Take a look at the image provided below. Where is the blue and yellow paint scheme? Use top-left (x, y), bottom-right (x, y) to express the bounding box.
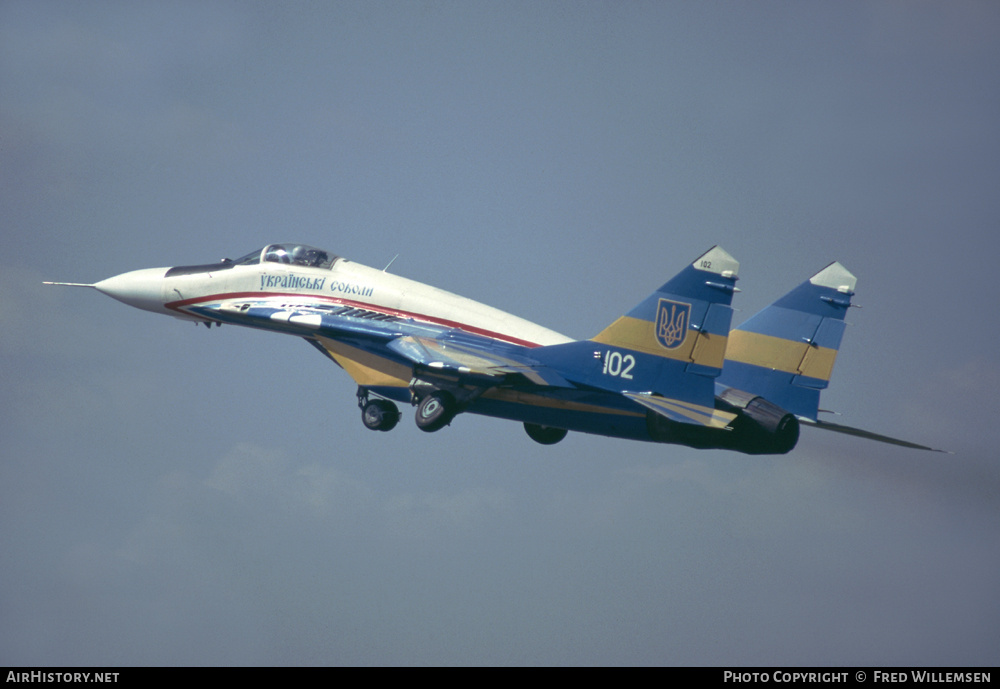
top-left (46, 242), bottom-right (945, 454)
top-left (718, 262), bottom-right (855, 422)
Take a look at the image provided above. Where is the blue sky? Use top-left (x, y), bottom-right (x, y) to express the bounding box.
top-left (2, 1), bottom-right (998, 665)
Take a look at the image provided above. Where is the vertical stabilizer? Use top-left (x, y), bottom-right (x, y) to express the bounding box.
top-left (719, 262), bottom-right (856, 420)
top-left (534, 247), bottom-right (740, 410)
top-left (592, 246), bottom-right (739, 374)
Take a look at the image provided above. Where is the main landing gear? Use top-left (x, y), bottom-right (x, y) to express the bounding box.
top-left (414, 390), bottom-right (457, 433)
top-left (358, 389), bottom-right (400, 432)
top-left (358, 387), bottom-right (567, 443)
top-left (357, 386), bottom-right (459, 434)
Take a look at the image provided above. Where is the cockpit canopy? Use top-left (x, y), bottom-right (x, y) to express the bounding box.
top-left (164, 244), bottom-right (339, 278)
top-left (232, 244), bottom-right (338, 270)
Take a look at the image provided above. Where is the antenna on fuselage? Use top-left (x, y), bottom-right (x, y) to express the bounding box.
top-left (382, 254), bottom-right (399, 272)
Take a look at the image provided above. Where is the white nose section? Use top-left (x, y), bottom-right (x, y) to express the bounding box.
top-left (95, 267), bottom-right (171, 314)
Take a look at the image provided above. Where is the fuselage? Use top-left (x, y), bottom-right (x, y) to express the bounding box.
top-left (86, 243), bottom-right (663, 442)
top-left (97, 247), bottom-right (572, 348)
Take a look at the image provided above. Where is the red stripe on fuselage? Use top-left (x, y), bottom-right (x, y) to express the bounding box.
top-left (165, 291), bottom-right (544, 348)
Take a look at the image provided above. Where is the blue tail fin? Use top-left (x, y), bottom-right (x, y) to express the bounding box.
top-left (718, 262), bottom-right (856, 421)
top-left (536, 246), bottom-right (740, 410)
top-left (591, 245), bottom-right (739, 379)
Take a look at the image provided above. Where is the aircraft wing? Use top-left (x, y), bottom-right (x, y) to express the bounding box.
top-left (191, 298), bottom-right (745, 428)
top-left (386, 335), bottom-right (572, 387)
top-left (800, 418), bottom-right (951, 453)
top-left (389, 337), bottom-right (738, 429)
top-left (188, 298), bottom-right (571, 386)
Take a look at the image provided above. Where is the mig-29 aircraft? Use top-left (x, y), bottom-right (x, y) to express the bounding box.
top-left (46, 244), bottom-right (942, 454)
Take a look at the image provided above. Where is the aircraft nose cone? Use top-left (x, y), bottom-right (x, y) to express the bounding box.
top-left (95, 267), bottom-right (170, 314)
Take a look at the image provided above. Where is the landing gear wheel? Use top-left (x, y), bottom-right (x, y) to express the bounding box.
top-left (524, 423), bottom-right (568, 445)
top-left (415, 391), bottom-right (456, 432)
top-left (361, 399), bottom-right (400, 432)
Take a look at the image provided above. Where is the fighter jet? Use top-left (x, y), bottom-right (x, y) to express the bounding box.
top-left (46, 244), bottom-right (943, 454)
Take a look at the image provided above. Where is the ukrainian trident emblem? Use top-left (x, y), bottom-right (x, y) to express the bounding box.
top-left (655, 299), bottom-right (691, 349)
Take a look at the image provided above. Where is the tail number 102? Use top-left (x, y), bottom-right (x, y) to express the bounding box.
top-left (602, 350), bottom-right (635, 380)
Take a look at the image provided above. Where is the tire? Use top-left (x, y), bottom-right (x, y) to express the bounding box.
top-left (523, 423), bottom-right (568, 445)
top-left (415, 391), bottom-right (456, 432)
top-left (362, 399), bottom-right (400, 432)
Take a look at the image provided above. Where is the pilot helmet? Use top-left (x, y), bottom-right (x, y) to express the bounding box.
top-left (267, 246), bottom-right (290, 263)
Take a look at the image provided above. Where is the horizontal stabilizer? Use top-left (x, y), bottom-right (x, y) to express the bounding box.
top-left (801, 418), bottom-right (951, 453)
